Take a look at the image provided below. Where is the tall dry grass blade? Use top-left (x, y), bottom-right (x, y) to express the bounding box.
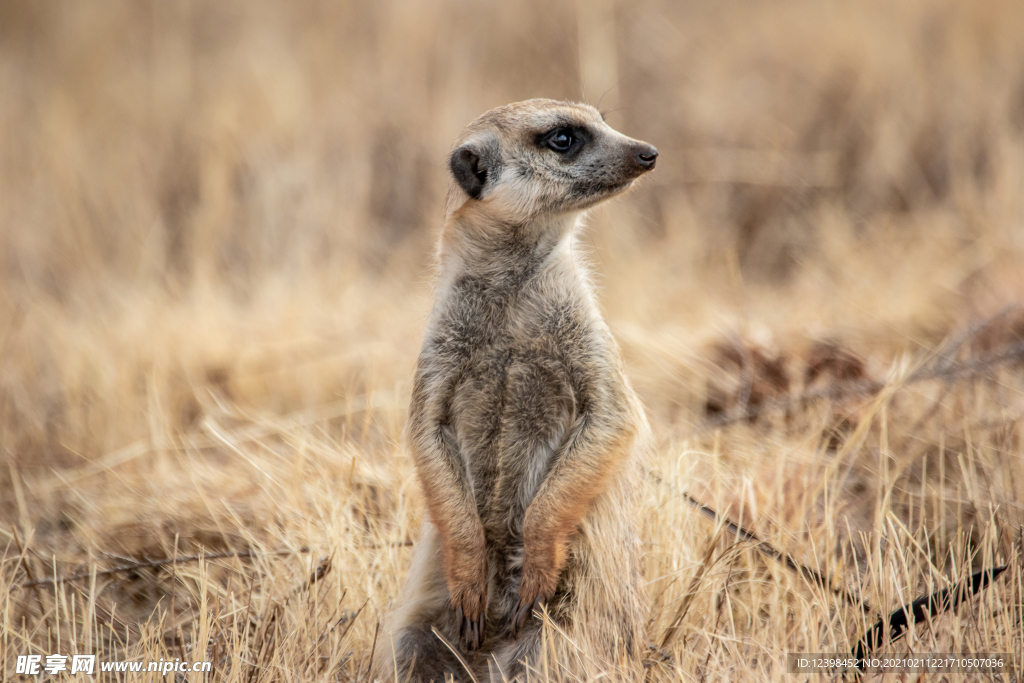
top-left (430, 626), bottom-right (479, 683)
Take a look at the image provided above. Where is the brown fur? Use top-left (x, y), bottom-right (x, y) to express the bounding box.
top-left (373, 99), bottom-right (657, 682)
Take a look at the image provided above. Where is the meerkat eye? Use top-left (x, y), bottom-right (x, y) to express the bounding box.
top-left (548, 130), bottom-right (573, 150)
top-left (540, 127), bottom-right (580, 154)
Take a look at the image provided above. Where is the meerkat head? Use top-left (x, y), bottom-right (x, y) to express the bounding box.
top-left (445, 99), bottom-right (657, 225)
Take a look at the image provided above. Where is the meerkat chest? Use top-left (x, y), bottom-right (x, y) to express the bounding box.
top-left (444, 294), bottom-right (581, 451)
top-left (433, 274), bottom-right (598, 512)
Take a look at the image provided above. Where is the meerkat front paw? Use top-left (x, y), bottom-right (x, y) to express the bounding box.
top-left (511, 544), bottom-right (563, 637)
top-left (451, 585), bottom-right (486, 651)
top-left (445, 535), bottom-right (488, 651)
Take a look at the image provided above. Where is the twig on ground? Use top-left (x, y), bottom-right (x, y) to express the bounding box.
top-left (11, 525), bottom-right (54, 633)
top-left (849, 565), bottom-right (1009, 675)
top-left (652, 475), bottom-right (871, 613)
top-left (18, 546), bottom-right (312, 589)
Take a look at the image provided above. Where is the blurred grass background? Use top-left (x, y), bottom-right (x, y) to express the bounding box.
top-left (1, 0), bottom-right (1023, 679)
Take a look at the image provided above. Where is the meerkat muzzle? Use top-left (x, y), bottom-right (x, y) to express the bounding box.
top-left (631, 142), bottom-right (659, 172)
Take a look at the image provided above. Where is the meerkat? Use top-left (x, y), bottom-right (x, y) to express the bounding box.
top-left (374, 99), bottom-right (657, 683)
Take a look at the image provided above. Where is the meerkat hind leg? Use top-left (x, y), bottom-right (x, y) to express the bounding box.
top-left (377, 525), bottom-right (476, 683)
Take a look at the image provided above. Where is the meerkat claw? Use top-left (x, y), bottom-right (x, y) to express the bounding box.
top-left (456, 604), bottom-right (484, 651)
top-left (511, 596), bottom-right (543, 638)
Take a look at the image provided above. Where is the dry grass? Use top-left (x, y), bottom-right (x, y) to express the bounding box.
top-left (2, 0), bottom-right (1024, 680)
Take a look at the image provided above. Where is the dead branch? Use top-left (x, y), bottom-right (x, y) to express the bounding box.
top-left (11, 525), bottom-right (54, 632)
top-left (849, 565), bottom-right (1009, 676)
top-left (17, 547), bottom-right (312, 589)
top-left (651, 474), bottom-right (871, 614)
top-left (706, 339), bottom-right (1024, 428)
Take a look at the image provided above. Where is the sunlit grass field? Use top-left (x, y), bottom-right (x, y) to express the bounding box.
top-left (2, 0), bottom-right (1023, 679)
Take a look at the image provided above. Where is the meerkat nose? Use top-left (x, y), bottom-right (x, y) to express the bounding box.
top-left (633, 143), bottom-right (659, 170)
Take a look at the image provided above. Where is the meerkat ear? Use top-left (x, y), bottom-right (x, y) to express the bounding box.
top-left (450, 141), bottom-right (500, 200)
